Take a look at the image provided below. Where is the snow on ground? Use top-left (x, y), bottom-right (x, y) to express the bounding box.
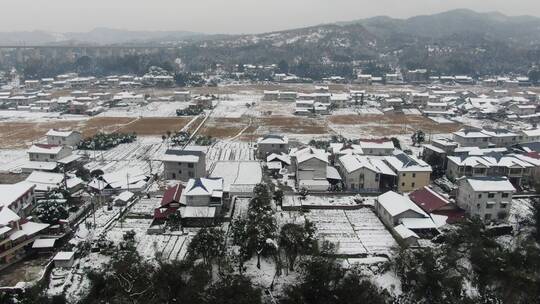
top-left (0, 149), bottom-right (28, 172)
top-left (509, 198), bottom-right (533, 228)
top-left (0, 110), bottom-right (87, 122)
top-left (355, 108), bottom-right (384, 115)
top-left (429, 116), bottom-right (455, 124)
top-left (206, 141), bottom-right (256, 169)
top-left (402, 109), bottom-right (422, 115)
top-left (305, 209), bottom-right (397, 256)
top-left (212, 94), bottom-right (260, 118)
top-left (82, 137), bottom-right (166, 175)
top-left (283, 195), bottom-right (376, 209)
top-left (98, 102), bottom-right (189, 118)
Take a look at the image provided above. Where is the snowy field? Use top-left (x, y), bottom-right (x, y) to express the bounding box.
top-left (0, 110), bottom-right (87, 123)
top-left (305, 208), bottom-right (397, 256)
top-left (82, 137), bottom-right (166, 175)
top-left (283, 195), bottom-right (376, 209)
top-left (212, 94), bottom-right (261, 118)
top-left (0, 149), bottom-right (29, 173)
top-left (206, 141), bottom-right (256, 169)
top-left (98, 101), bottom-right (190, 117)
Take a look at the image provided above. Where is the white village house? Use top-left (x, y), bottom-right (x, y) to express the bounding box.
top-left (456, 177), bottom-right (515, 222)
top-left (46, 129), bottom-right (82, 147)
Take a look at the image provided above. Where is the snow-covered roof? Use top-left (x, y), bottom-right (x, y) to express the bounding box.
top-left (453, 130), bottom-right (491, 138)
top-left (46, 129), bottom-right (80, 137)
top-left (326, 166), bottom-right (342, 180)
top-left (464, 177), bottom-right (516, 192)
top-left (0, 182), bottom-right (34, 208)
top-left (0, 206), bottom-right (21, 226)
top-left (257, 134), bottom-right (288, 145)
top-left (162, 148), bottom-right (204, 163)
top-left (359, 140), bottom-right (394, 150)
top-left (521, 128), bottom-right (540, 137)
top-left (329, 143), bottom-right (363, 155)
top-left (295, 147), bottom-right (328, 164)
top-left (53, 251), bottom-right (75, 261)
top-left (377, 191), bottom-right (429, 218)
top-left (115, 191), bottom-right (134, 203)
top-left (400, 217), bottom-right (437, 230)
top-left (384, 152), bottom-right (432, 172)
top-left (32, 238), bottom-right (56, 249)
top-left (339, 154), bottom-right (396, 176)
top-left (28, 144), bottom-right (65, 155)
top-left (394, 224), bottom-right (419, 239)
top-left (266, 153), bottom-right (291, 165)
top-left (185, 178), bottom-right (224, 197)
top-left (25, 172), bottom-right (64, 190)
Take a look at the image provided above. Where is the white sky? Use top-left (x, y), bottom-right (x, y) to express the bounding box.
top-left (2, 0), bottom-right (539, 34)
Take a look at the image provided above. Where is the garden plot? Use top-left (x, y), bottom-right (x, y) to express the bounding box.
top-left (206, 141), bottom-right (256, 168)
top-left (128, 198), bottom-right (160, 217)
top-left (82, 137), bottom-right (166, 175)
top-left (283, 195), bottom-right (376, 209)
top-left (345, 209), bottom-right (397, 254)
top-left (305, 208), bottom-right (396, 256)
top-left (305, 210), bottom-right (368, 255)
top-left (105, 217), bottom-right (191, 262)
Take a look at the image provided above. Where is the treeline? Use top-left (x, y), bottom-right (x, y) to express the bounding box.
top-left (78, 132), bottom-right (137, 150)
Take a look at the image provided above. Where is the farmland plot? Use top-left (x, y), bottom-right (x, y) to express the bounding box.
top-left (306, 209), bottom-right (396, 256)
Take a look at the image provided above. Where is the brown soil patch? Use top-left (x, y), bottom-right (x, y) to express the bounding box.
top-left (117, 117), bottom-right (192, 136)
top-left (197, 117), bottom-right (248, 138)
top-left (258, 116), bottom-right (329, 134)
top-left (0, 116), bottom-right (192, 149)
top-left (81, 117), bottom-right (136, 138)
top-left (0, 121), bottom-right (82, 148)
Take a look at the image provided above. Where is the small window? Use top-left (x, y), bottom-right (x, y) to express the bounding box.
top-left (484, 213), bottom-right (492, 220)
top-left (188, 163), bottom-right (194, 168)
top-left (188, 171), bottom-right (194, 178)
top-left (500, 203), bottom-right (508, 209)
top-left (488, 193), bottom-right (495, 198)
top-left (478, 194), bottom-right (482, 199)
top-left (411, 182), bottom-right (415, 188)
top-left (401, 182), bottom-right (405, 186)
top-left (486, 203), bottom-right (494, 209)
top-left (412, 173), bottom-right (416, 178)
top-left (402, 173), bottom-right (406, 177)
top-left (502, 193), bottom-right (509, 198)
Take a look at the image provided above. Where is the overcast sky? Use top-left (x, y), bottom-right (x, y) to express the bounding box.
top-left (2, 0), bottom-right (540, 34)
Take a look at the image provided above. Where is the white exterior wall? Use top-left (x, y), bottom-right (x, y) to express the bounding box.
top-left (457, 182), bottom-right (513, 222)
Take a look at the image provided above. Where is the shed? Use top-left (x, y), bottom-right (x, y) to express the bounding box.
top-left (53, 251), bottom-right (75, 268)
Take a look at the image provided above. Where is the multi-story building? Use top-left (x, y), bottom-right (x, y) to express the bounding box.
top-left (256, 135), bottom-right (289, 158)
top-left (456, 177), bottom-right (515, 222)
top-left (46, 129), bottom-right (82, 147)
top-left (453, 129), bottom-right (492, 148)
top-left (446, 153), bottom-right (534, 186)
top-left (384, 152), bottom-right (432, 193)
top-left (337, 154), bottom-right (396, 192)
top-left (27, 144), bottom-right (72, 162)
top-left (161, 146), bottom-right (207, 181)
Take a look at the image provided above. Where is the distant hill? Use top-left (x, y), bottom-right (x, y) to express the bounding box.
top-left (0, 28), bottom-right (205, 46)
top-left (2, 9), bottom-right (540, 77)
top-left (354, 9), bottom-right (540, 45)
